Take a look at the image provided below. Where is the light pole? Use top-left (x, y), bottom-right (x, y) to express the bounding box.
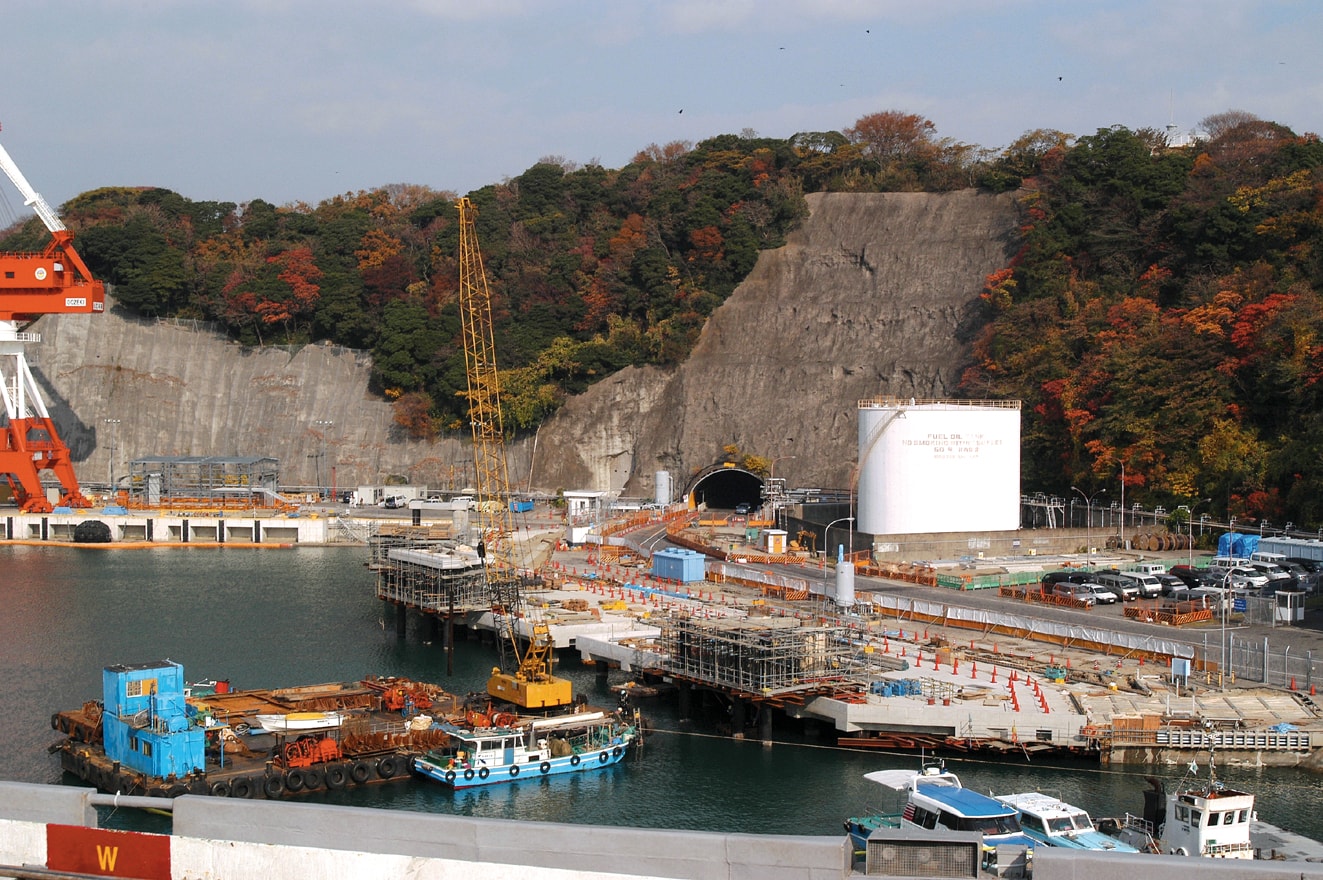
top-left (313, 419), bottom-right (333, 499)
top-left (103, 418), bottom-right (121, 490)
top-left (1187, 498), bottom-right (1211, 567)
top-left (1071, 486), bottom-right (1106, 559)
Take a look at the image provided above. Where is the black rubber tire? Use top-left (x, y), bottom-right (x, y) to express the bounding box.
top-left (539, 761), bottom-right (550, 774)
top-left (509, 764), bottom-right (520, 777)
top-left (284, 769), bottom-right (305, 792)
top-left (377, 756), bottom-right (400, 779)
top-left (263, 774), bottom-right (285, 798)
top-left (168, 783), bottom-right (188, 798)
top-left (478, 767), bottom-right (489, 780)
top-left (230, 777), bottom-right (253, 799)
top-left (613, 746), bottom-right (622, 758)
top-left (570, 754), bottom-right (580, 767)
top-left (303, 767), bottom-right (324, 790)
top-left (209, 781), bottom-right (231, 797)
top-left (444, 770), bottom-right (456, 783)
top-left (350, 761), bottom-right (371, 784)
top-left (463, 768), bottom-right (475, 781)
top-left (598, 751), bottom-right (609, 764)
top-left (325, 764), bottom-right (347, 790)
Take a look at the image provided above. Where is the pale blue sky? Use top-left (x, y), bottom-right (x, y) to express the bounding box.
top-left (0, 0), bottom-right (1318, 213)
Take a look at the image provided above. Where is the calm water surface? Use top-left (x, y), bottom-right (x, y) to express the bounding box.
top-left (4, 544), bottom-right (1322, 839)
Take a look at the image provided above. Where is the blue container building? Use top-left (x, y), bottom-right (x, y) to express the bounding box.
top-left (102, 660), bottom-right (205, 781)
top-left (651, 547), bottom-right (706, 583)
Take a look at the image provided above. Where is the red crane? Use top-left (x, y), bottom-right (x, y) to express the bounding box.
top-left (0, 133), bottom-right (104, 511)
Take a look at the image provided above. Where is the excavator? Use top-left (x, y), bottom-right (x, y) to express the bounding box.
top-left (456, 196), bottom-right (572, 710)
top-left (0, 133), bottom-right (104, 511)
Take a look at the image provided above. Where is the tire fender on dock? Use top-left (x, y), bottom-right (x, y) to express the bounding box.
top-left (303, 768), bottom-right (324, 791)
top-left (230, 777), bottom-right (254, 799)
top-left (263, 774), bottom-right (285, 798)
top-left (350, 761), bottom-right (371, 785)
top-left (209, 781), bottom-right (231, 797)
top-left (284, 769), bottom-right (305, 792)
top-left (377, 756), bottom-right (400, 779)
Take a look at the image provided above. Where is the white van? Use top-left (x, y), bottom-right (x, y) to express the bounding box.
top-left (1251, 551), bottom-right (1288, 565)
top-left (1133, 563), bottom-right (1167, 576)
top-left (1119, 571), bottom-right (1163, 599)
top-left (1094, 571), bottom-right (1140, 601)
top-left (1208, 556), bottom-right (1252, 574)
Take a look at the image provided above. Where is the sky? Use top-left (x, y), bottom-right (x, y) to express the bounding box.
top-left (0, 0), bottom-right (1319, 215)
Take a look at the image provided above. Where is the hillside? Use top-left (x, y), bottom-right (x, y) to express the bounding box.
top-left (33, 190), bottom-right (1017, 496)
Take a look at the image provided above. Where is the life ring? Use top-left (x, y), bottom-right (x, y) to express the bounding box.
top-left (570, 754), bottom-right (581, 767)
top-left (612, 746), bottom-right (622, 758)
top-left (509, 765), bottom-right (520, 777)
top-left (325, 764), bottom-right (347, 790)
top-left (303, 768), bottom-right (324, 790)
top-left (444, 770), bottom-right (456, 784)
top-left (350, 761), bottom-right (371, 784)
top-left (539, 761), bottom-right (551, 774)
top-left (377, 756), bottom-right (399, 779)
top-left (209, 780), bottom-right (231, 797)
top-left (478, 767), bottom-right (490, 779)
top-left (230, 777), bottom-right (253, 799)
top-left (263, 774), bottom-right (285, 798)
top-left (285, 769), bottom-right (305, 792)
top-left (464, 768), bottom-right (475, 781)
top-left (598, 751), bottom-right (609, 764)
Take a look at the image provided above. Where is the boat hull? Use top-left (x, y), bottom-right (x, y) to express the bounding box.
top-left (413, 742), bottom-right (629, 789)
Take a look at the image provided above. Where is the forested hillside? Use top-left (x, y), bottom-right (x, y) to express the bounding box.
top-left (959, 113), bottom-right (1323, 527)
top-left (4, 110), bottom-right (1322, 526)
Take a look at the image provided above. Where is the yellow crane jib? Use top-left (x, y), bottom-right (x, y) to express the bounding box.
top-left (456, 197), bottom-right (572, 710)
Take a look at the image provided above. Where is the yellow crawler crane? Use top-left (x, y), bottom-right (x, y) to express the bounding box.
top-left (456, 197), bottom-right (573, 710)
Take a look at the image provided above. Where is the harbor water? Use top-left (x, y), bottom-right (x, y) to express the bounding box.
top-left (5, 543), bottom-right (1323, 840)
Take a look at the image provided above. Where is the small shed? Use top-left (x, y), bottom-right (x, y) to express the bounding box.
top-left (652, 547), bottom-right (706, 583)
top-left (764, 529), bottom-right (788, 554)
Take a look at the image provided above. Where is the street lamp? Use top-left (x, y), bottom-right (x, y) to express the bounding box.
top-left (1187, 498), bottom-right (1211, 567)
top-left (313, 419), bottom-right (333, 498)
top-left (103, 418), bottom-right (121, 490)
top-left (1071, 486), bottom-right (1106, 559)
top-left (766, 454), bottom-right (796, 527)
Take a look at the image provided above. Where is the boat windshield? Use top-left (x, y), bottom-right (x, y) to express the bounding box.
top-left (956, 814), bottom-right (1023, 835)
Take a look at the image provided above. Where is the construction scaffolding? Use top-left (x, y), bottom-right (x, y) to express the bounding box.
top-left (122, 456), bottom-right (289, 510)
top-left (659, 615), bottom-right (853, 697)
top-left (372, 537), bottom-right (490, 614)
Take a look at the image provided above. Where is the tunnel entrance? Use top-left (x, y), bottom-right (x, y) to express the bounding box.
top-left (686, 465), bottom-right (764, 512)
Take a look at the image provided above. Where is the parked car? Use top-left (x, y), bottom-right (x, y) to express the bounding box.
top-left (1168, 565), bottom-right (1222, 590)
top-left (1076, 582), bottom-right (1117, 605)
top-left (1155, 572), bottom-right (1188, 597)
top-left (1285, 557), bottom-right (1323, 574)
top-left (734, 503), bottom-right (751, 515)
top-left (1093, 571), bottom-right (1141, 602)
top-left (1051, 582), bottom-right (1097, 607)
top-left (1279, 561), bottom-right (1317, 593)
top-left (1225, 566), bottom-right (1269, 590)
top-left (1040, 570), bottom-right (1090, 590)
top-left (1245, 560), bottom-right (1296, 590)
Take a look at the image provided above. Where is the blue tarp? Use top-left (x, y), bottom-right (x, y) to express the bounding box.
top-left (1217, 532), bottom-right (1260, 558)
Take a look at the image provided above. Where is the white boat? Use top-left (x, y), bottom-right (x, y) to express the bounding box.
top-left (994, 791), bottom-right (1140, 852)
top-left (1102, 755), bottom-right (1256, 859)
top-left (253, 710), bottom-right (347, 732)
top-left (845, 762), bottom-right (1035, 853)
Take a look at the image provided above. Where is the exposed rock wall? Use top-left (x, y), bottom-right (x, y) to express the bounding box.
top-left (30, 190), bottom-right (1018, 496)
top-left (532, 190), bottom-right (1020, 496)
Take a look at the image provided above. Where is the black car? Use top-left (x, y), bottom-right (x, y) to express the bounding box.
top-left (1168, 564), bottom-right (1221, 590)
top-left (1040, 570), bottom-right (1091, 590)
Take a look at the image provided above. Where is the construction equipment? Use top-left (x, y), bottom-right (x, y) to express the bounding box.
top-left (455, 197), bottom-right (572, 710)
top-left (0, 133), bottom-right (104, 511)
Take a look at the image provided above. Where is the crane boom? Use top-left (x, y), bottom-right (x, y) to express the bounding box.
top-left (0, 141), bottom-right (67, 234)
top-left (456, 197), bottom-right (572, 710)
top-left (0, 132), bottom-right (103, 512)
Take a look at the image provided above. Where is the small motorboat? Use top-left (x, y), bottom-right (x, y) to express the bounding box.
top-left (253, 711), bottom-right (347, 733)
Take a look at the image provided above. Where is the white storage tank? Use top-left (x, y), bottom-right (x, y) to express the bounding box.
top-left (654, 470), bottom-right (672, 507)
top-left (856, 398), bottom-right (1021, 535)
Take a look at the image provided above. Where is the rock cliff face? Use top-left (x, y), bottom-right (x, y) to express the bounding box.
top-left (30, 190), bottom-right (1018, 497)
top-left (531, 190), bottom-right (1020, 496)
